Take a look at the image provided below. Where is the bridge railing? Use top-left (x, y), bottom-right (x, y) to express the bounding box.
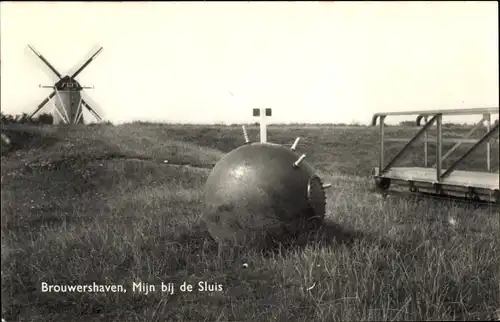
top-left (371, 107), bottom-right (499, 182)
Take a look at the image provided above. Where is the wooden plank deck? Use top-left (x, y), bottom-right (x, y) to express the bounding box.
top-left (374, 167), bottom-right (499, 190)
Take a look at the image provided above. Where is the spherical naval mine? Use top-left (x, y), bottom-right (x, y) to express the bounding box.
top-left (203, 142), bottom-right (327, 247)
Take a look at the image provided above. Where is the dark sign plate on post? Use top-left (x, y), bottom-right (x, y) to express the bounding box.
top-left (253, 108), bottom-right (260, 117)
top-left (265, 108), bottom-right (272, 116)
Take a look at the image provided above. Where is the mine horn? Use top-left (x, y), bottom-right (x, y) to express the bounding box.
top-left (293, 154), bottom-right (306, 168)
top-left (242, 125), bottom-right (250, 144)
top-left (291, 137), bottom-right (300, 151)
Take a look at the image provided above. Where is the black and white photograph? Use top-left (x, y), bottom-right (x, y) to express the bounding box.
top-left (1, 1), bottom-right (499, 321)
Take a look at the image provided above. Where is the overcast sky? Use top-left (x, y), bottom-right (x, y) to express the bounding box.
top-left (1, 1), bottom-right (498, 124)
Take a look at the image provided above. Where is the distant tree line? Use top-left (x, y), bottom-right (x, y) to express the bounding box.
top-left (1, 112), bottom-right (53, 125)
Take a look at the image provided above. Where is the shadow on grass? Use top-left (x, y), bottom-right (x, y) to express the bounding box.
top-left (200, 217), bottom-right (395, 258)
top-left (256, 219), bottom-right (395, 255)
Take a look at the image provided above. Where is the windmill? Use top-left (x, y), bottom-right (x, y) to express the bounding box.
top-left (27, 45), bottom-right (104, 124)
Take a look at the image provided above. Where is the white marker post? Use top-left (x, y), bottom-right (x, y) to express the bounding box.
top-left (253, 108), bottom-right (272, 143)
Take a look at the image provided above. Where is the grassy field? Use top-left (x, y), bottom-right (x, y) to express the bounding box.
top-left (1, 123), bottom-right (499, 321)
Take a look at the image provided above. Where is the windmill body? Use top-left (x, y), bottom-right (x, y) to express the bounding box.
top-left (51, 76), bottom-right (84, 124)
top-left (28, 45), bottom-right (104, 124)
